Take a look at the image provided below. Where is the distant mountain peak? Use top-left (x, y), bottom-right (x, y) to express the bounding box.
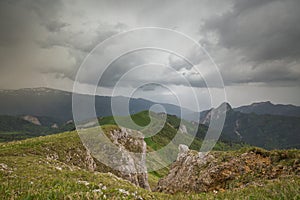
top-left (218, 102), bottom-right (232, 111)
top-left (199, 102), bottom-right (232, 125)
top-left (19, 87), bottom-right (69, 93)
top-left (0, 87), bottom-right (192, 122)
top-left (235, 101), bottom-right (300, 117)
top-left (252, 101), bottom-right (273, 106)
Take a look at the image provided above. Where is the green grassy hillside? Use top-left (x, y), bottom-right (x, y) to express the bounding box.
top-left (200, 105), bottom-right (300, 150)
top-left (221, 111), bottom-right (300, 149)
top-left (0, 115), bottom-right (75, 142)
top-left (0, 111), bottom-right (247, 153)
top-left (0, 130), bottom-right (299, 199)
top-left (0, 115), bottom-right (55, 142)
top-left (99, 111), bottom-right (247, 152)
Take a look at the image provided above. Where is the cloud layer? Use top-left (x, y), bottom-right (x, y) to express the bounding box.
top-left (0, 0), bottom-right (299, 108)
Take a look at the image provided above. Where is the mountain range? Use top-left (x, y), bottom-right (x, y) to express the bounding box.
top-left (0, 87), bottom-right (299, 149)
top-left (0, 87), bottom-right (194, 122)
top-left (1, 87), bottom-right (300, 121)
top-left (235, 101), bottom-right (300, 117)
top-left (199, 103), bottom-right (300, 149)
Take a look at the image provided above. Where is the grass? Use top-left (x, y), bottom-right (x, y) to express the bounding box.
top-left (0, 129), bottom-right (299, 199)
top-left (0, 155), bottom-right (167, 199)
top-left (0, 111), bottom-right (299, 199)
top-left (98, 111), bottom-right (248, 152)
top-left (0, 115), bottom-right (75, 142)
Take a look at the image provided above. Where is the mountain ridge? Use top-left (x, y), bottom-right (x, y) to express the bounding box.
top-left (199, 105), bottom-right (300, 149)
top-left (234, 101), bottom-right (300, 117)
top-left (0, 87), bottom-right (196, 122)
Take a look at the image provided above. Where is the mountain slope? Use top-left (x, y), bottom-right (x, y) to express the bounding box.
top-left (235, 101), bottom-right (300, 117)
top-left (0, 115), bottom-right (75, 142)
top-left (98, 111), bottom-right (246, 152)
top-left (200, 103), bottom-right (300, 149)
top-left (0, 110), bottom-right (245, 153)
top-left (0, 87), bottom-right (195, 121)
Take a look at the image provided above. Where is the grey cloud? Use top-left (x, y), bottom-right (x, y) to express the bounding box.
top-left (80, 49), bottom-right (211, 89)
top-left (37, 21), bottom-right (128, 82)
top-left (140, 83), bottom-right (162, 91)
top-left (44, 21), bottom-right (69, 32)
top-left (28, 0), bottom-right (64, 21)
top-left (168, 55), bottom-right (191, 71)
top-left (98, 51), bottom-right (147, 88)
top-left (203, 0), bottom-right (300, 62)
top-left (1, 0), bottom-right (300, 108)
top-left (197, 0), bottom-right (300, 87)
top-left (222, 60), bottom-right (300, 86)
top-left (168, 45), bottom-right (207, 71)
top-left (0, 1), bottom-right (38, 47)
top-left (39, 22), bottom-right (125, 53)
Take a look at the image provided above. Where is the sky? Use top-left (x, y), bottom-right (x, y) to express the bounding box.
top-left (0, 0), bottom-right (299, 110)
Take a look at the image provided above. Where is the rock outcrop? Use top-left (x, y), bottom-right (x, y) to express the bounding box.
top-left (22, 115), bottom-right (41, 126)
top-left (105, 127), bottom-right (150, 190)
top-left (80, 126), bottom-right (150, 190)
top-left (51, 123), bottom-right (59, 128)
top-left (200, 102), bottom-right (231, 126)
top-left (45, 126), bottom-right (150, 190)
top-left (155, 145), bottom-right (300, 194)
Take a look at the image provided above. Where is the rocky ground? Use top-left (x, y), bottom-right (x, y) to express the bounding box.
top-left (156, 144), bottom-right (300, 194)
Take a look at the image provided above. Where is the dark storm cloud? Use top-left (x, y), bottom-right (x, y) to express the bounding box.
top-left (37, 25), bottom-right (120, 80)
top-left (0, 1), bottom-right (36, 46)
top-left (0, 0), bottom-right (126, 73)
top-left (76, 49), bottom-right (210, 89)
top-left (168, 44), bottom-right (207, 71)
top-left (0, 0), bottom-right (65, 46)
top-left (43, 21), bottom-right (69, 33)
top-left (98, 51), bottom-right (147, 87)
top-left (197, 0), bottom-right (300, 86)
top-left (0, 0), bottom-right (300, 109)
top-left (140, 83), bottom-right (162, 91)
top-left (203, 0), bottom-right (300, 62)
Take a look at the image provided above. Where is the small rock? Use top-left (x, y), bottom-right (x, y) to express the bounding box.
top-left (0, 163), bottom-right (8, 170)
top-left (77, 180), bottom-right (90, 186)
